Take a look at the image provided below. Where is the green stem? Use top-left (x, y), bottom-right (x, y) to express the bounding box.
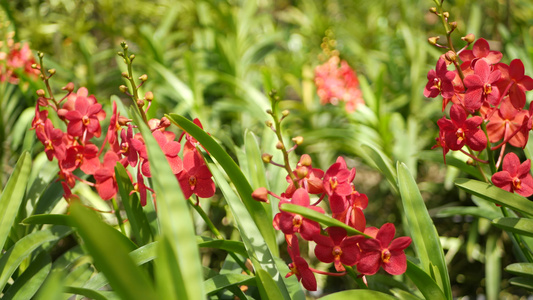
top-left (187, 198), bottom-right (251, 275)
top-left (346, 266), bottom-right (367, 289)
top-left (112, 197), bottom-right (127, 236)
top-left (501, 207), bottom-right (533, 263)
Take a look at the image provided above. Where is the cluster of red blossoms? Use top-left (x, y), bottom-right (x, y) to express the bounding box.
top-left (0, 36), bottom-right (39, 84)
top-left (31, 84), bottom-right (215, 206)
top-left (314, 55), bottom-right (365, 113)
top-left (253, 155), bottom-right (411, 291)
top-left (427, 37), bottom-right (533, 197)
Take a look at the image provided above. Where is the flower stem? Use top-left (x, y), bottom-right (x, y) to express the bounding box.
top-left (501, 206), bottom-right (533, 263)
top-left (346, 266), bottom-right (367, 289)
top-left (111, 197), bottom-right (127, 235)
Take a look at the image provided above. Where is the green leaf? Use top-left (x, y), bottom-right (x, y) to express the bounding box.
top-left (198, 236), bottom-right (248, 257)
top-left (280, 203), bottom-right (370, 238)
top-left (166, 114), bottom-right (277, 255)
top-left (209, 161), bottom-right (300, 300)
top-left (404, 260), bottom-right (446, 300)
top-left (0, 225), bottom-right (71, 292)
top-left (492, 217), bottom-right (533, 237)
top-left (319, 289), bottom-right (397, 300)
top-left (64, 286), bottom-right (114, 300)
top-left (418, 150), bottom-right (484, 181)
top-left (505, 263), bottom-right (533, 278)
top-left (509, 277), bottom-right (533, 290)
top-left (22, 214), bottom-right (70, 226)
top-left (360, 144), bottom-right (398, 194)
top-left (35, 270), bottom-right (64, 300)
top-left (485, 234), bottom-right (501, 300)
top-left (134, 110), bottom-right (204, 299)
top-left (2, 252), bottom-right (51, 300)
top-left (391, 288), bottom-right (423, 300)
top-left (0, 152), bottom-right (31, 251)
top-left (397, 162), bottom-right (451, 299)
top-left (455, 178), bottom-right (533, 216)
top-left (204, 273), bottom-right (255, 295)
top-left (68, 202), bottom-right (156, 300)
top-left (435, 206), bottom-right (501, 220)
top-left (115, 163), bottom-right (153, 246)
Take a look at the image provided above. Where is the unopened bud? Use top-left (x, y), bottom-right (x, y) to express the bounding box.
top-left (117, 51), bottom-right (124, 57)
top-left (445, 51), bottom-right (456, 62)
top-left (428, 36), bottom-right (439, 45)
top-left (268, 90), bottom-right (277, 97)
top-left (466, 159), bottom-right (474, 166)
top-left (299, 154), bottom-right (312, 167)
top-left (292, 136), bottom-right (303, 145)
top-left (252, 187), bottom-right (269, 203)
top-left (145, 91), bottom-right (154, 101)
top-left (429, 7), bottom-right (437, 13)
top-left (281, 110), bottom-right (290, 117)
top-left (442, 12), bottom-right (449, 18)
top-left (262, 153), bottom-right (272, 163)
top-left (296, 167), bottom-right (308, 179)
top-left (62, 82), bottom-right (75, 92)
top-left (129, 54), bottom-right (135, 61)
top-left (31, 63), bottom-right (38, 69)
top-left (118, 115), bottom-right (131, 126)
top-left (119, 85), bottom-right (129, 93)
top-left (276, 141), bottom-right (284, 150)
top-left (265, 120), bottom-right (273, 127)
top-left (159, 117), bottom-right (171, 128)
top-left (121, 41), bottom-right (128, 50)
top-left (139, 74), bottom-right (148, 81)
top-left (266, 109), bottom-right (273, 115)
top-left (462, 33), bottom-right (475, 44)
top-left (48, 69), bottom-right (56, 75)
top-left (449, 21), bottom-right (457, 30)
top-left (137, 99), bottom-right (145, 106)
top-left (38, 52), bottom-right (44, 58)
top-left (121, 72), bottom-right (129, 78)
top-left (36, 89), bottom-right (46, 97)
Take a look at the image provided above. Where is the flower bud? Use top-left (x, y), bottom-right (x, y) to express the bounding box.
top-left (48, 69), bottom-right (56, 75)
top-left (428, 36), bottom-right (439, 45)
top-left (38, 52), bottom-right (44, 58)
top-left (129, 54), bottom-right (135, 61)
top-left (119, 85), bottom-right (129, 93)
top-left (429, 7), bottom-right (437, 13)
top-left (159, 117), bottom-right (171, 128)
top-left (36, 89), bottom-right (46, 97)
top-left (139, 74), bottom-right (148, 81)
top-left (442, 11), bottom-right (449, 18)
top-left (262, 153), bottom-right (272, 163)
top-left (265, 120), bottom-right (273, 127)
top-left (296, 167), bottom-right (308, 179)
top-left (121, 72), bottom-right (129, 78)
top-left (266, 109), bottom-right (273, 115)
top-left (292, 136), bottom-right (304, 145)
top-left (121, 41), bottom-right (128, 50)
top-left (252, 187), bottom-right (269, 203)
top-left (62, 82), bottom-right (75, 92)
top-left (117, 51), bottom-right (124, 57)
top-left (137, 99), bottom-right (145, 106)
top-left (461, 33), bottom-right (475, 44)
top-left (466, 159), bottom-right (474, 166)
top-left (276, 141), bottom-right (284, 150)
top-left (118, 115), bottom-right (131, 126)
top-left (145, 91), bottom-right (154, 101)
top-left (299, 154), bottom-right (312, 167)
top-left (268, 90), bottom-right (277, 97)
top-left (449, 21), bottom-right (457, 31)
top-left (31, 63), bottom-right (38, 69)
top-left (281, 110), bottom-right (290, 117)
top-left (444, 51), bottom-right (456, 62)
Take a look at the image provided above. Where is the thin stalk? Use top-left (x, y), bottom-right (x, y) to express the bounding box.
top-left (112, 197), bottom-right (127, 235)
top-left (187, 198), bottom-right (251, 275)
top-left (346, 266), bottom-right (367, 289)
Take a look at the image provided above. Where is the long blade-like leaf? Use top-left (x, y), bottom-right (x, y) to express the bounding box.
top-left (397, 162), bottom-right (451, 299)
top-left (0, 152), bottom-right (31, 251)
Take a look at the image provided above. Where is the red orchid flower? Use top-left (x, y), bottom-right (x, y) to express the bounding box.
top-left (437, 104), bottom-right (487, 151)
top-left (331, 189), bottom-right (368, 232)
top-left (459, 38), bottom-right (502, 68)
top-left (357, 223), bottom-right (412, 275)
top-left (177, 150), bottom-right (215, 199)
top-left (64, 89), bottom-right (105, 140)
top-left (94, 151), bottom-right (120, 201)
top-left (273, 188), bottom-right (324, 241)
top-left (35, 119), bottom-right (67, 161)
top-left (486, 97), bottom-right (529, 148)
top-left (323, 157), bottom-right (355, 197)
top-left (492, 152), bottom-right (533, 197)
top-left (286, 235), bottom-right (317, 291)
top-left (463, 60), bottom-right (501, 112)
top-left (314, 227), bottom-right (363, 272)
top-left (424, 57), bottom-right (456, 99)
top-left (285, 154), bottom-right (324, 197)
top-left (497, 59), bottom-right (533, 110)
